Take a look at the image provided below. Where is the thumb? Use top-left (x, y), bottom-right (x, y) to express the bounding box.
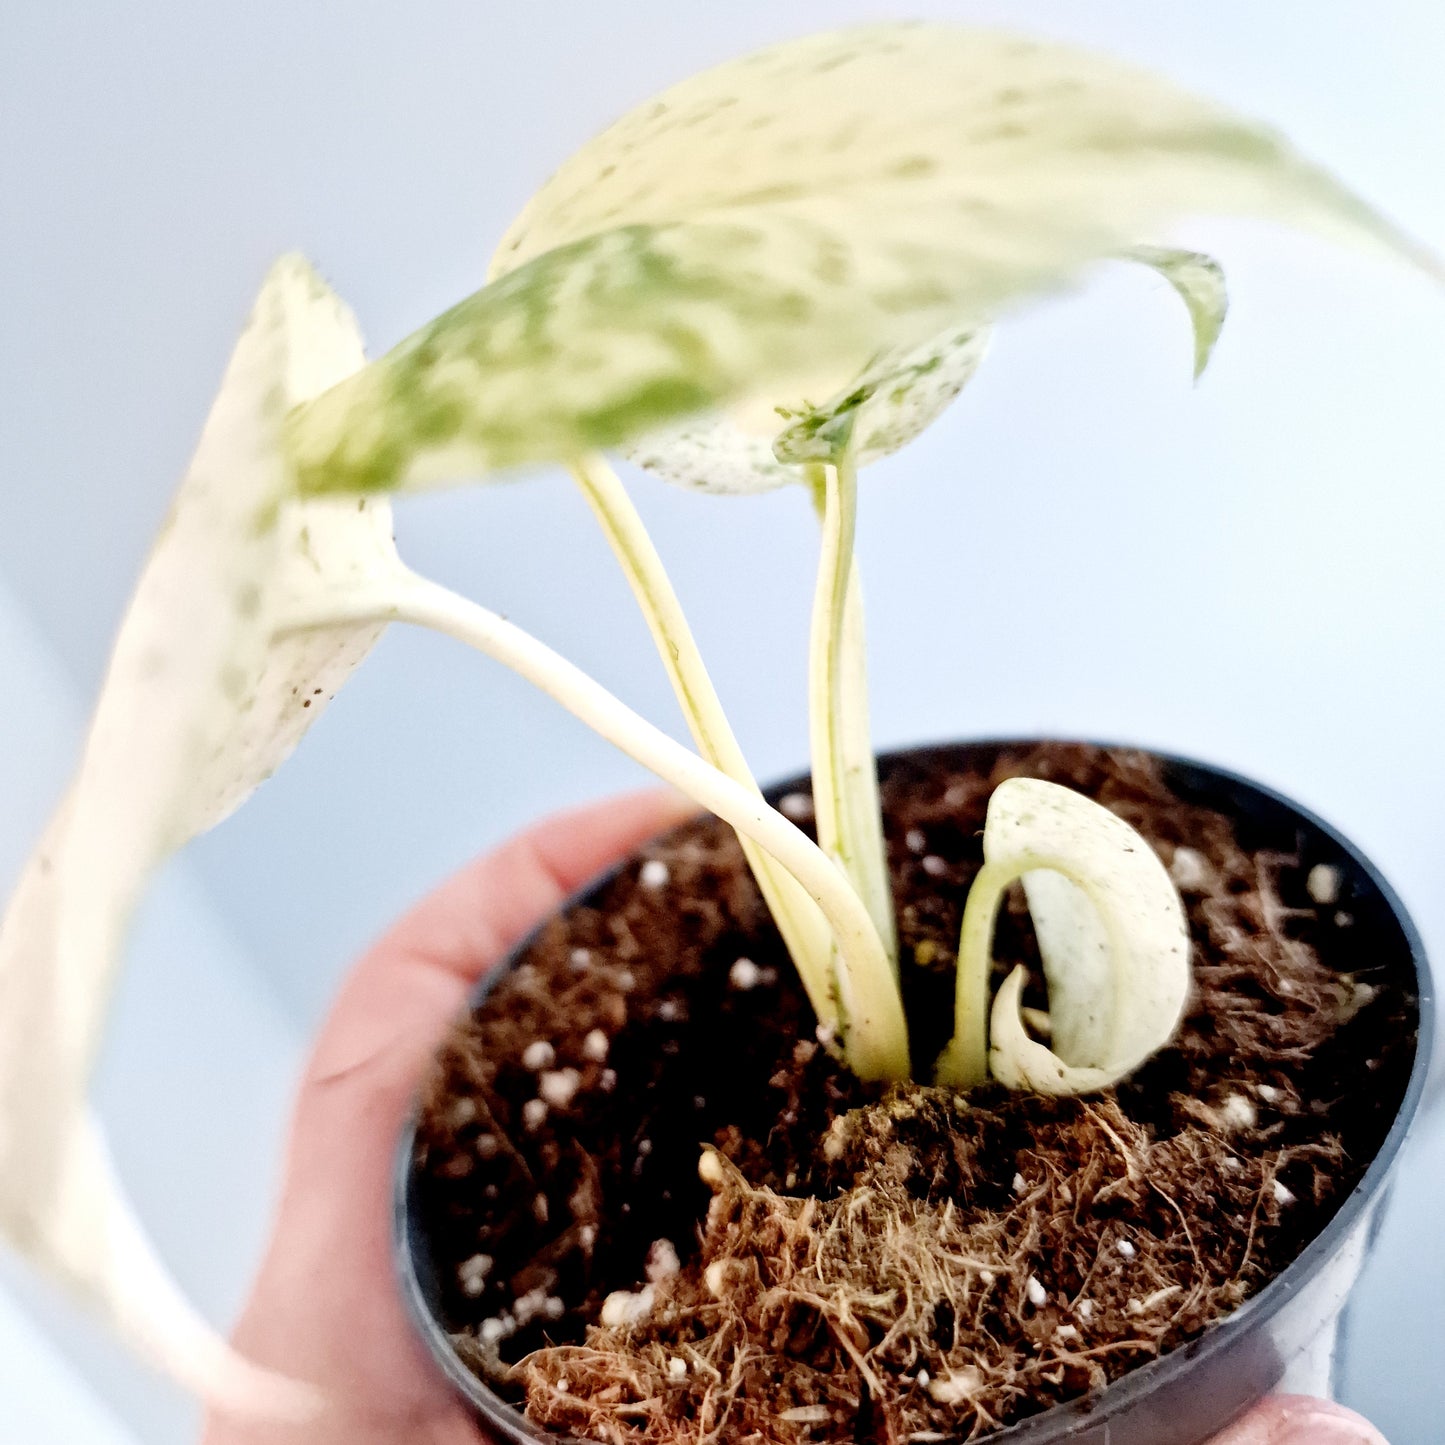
top-left (1210, 1396), bottom-right (1387, 1445)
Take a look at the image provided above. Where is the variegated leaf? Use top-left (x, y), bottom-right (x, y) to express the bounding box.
top-left (0, 254), bottom-right (395, 1406)
top-left (937, 777), bottom-right (1191, 1092)
top-left (289, 24), bottom-right (1431, 498)
top-left (296, 19), bottom-right (1421, 497)
top-left (614, 325), bottom-right (989, 494)
top-left (772, 325), bottom-right (991, 469)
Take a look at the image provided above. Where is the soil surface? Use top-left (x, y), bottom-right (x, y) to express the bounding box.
top-left (411, 743), bottom-right (1419, 1443)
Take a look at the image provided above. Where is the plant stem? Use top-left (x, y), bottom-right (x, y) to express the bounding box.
top-left (808, 449), bottom-right (897, 962)
top-left (837, 556), bottom-right (895, 957)
top-left (933, 859), bottom-right (1017, 1088)
top-left (278, 573), bottom-right (910, 1082)
top-left (569, 452), bottom-right (837, 1018)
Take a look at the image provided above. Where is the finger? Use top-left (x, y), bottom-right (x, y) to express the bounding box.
top-left (1208, 1396), bottom-right (1388, 1445)
top-left (365, 787), bottom-right (698, 988)
top-left (227, 789), bottom-right (695, 1412)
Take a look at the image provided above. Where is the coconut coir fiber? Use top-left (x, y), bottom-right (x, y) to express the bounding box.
top-left (411, 743), bottom-right (1417, 1443)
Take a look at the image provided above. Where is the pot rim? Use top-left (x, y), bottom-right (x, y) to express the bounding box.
top-left (393, 737), bottom-right (1436, 1444)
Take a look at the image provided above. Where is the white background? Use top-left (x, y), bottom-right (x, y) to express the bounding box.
top-left (2, 3), bottom-right (1443, 1441)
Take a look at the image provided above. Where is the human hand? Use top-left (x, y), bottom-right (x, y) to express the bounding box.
top-left (201, 789), bottom-right (695, 1445)
top-left (199, 791), bottom-right (1387, 1445)
top-left (1208, 1396), bottom-right (1386, 1444)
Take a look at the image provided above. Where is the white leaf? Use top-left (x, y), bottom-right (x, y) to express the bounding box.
top-left (298, 20), bottom-right (1435, 498)
top-left (0, 254), bottom-right (392, 1407)
top-left (1019, 867), bottom-right (1114, 1067)
top-left (982, 779), bottom-right (1190, 1094)
top-left (290, 25), bottom-right (1432, 498)
top-left (617, 410), bottom-right (801, 498)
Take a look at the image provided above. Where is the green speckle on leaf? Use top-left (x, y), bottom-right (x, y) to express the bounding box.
top-left (289, 21), bottom-right (1436, 499)
top-left (888, 155), bottom-right (940, 179)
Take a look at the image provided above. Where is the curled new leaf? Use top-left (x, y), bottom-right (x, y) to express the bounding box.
top-left (0, 255), bottom-right (397, 1408)
top-left (935, 778), bottom-right (1190, 1093)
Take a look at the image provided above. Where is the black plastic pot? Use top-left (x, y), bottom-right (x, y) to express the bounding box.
top-left (395, 741), bottom-right (1434, 1445)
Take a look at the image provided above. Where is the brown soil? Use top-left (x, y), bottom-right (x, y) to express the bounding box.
top-left (411, 743), bottom-right (1418, 1443)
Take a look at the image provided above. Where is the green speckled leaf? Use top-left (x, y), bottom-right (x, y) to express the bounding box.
top-left (0, 255), bottom-right (393, 1408)
top-left (615, 325), bottom-right (989, 495)
top-left (1127, 245), bottom-right (1229, 378)
top-left (772, 325), bottom-right (990, 469)
top-left (289, 23), bottom-right (1432, 497)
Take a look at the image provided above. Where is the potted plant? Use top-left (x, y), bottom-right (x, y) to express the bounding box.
top-left (0, 18), bottom-right (1435, 1444)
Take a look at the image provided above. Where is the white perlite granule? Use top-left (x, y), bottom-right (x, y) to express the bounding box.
top-left (703, 1261), bottom-right (733, 1298)
top-left (928, 1367), bottom-right (983, 1404)
top-left (729, 957), bottom-right (762, 990)
top-left (513, 1287), bottom-right (552, 1325)
top-left (521, 1040), bottom-right (556, 1071)
top-left (1170, 846), bottom-right (1209, 890)
top-left (539, 1068), bottom-right (581, 1108)
top-left (1307, 863), bottom-right (1342, 905)
top-left (1220, 1093), bottom-right (1258, 1131)
top-left (600, 1285), bottom-right (656, 1328)
top-left (457, 1253), bottom-right (492, 1297)
top-left (646, 1238), bottom-right (681, 1282)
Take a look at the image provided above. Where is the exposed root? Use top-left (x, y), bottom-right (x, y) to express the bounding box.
top-left (515, 1094), bottom-right (1342, 1443)
top-left (418, 744), bottom-right (1407, 1445)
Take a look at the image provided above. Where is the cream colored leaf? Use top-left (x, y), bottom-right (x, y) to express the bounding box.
top-left (617, 411), bottom-right (800, 498)
top-left (983, 779), bottom-right (1190, 1093)
top-left (289, 24), bottom-right (1432, 498)
top-left (1019, 867), bottom-right (1114, 1067)
top-left (987, 966), bottom-right (1118, 1095)
top-left (491, 23), bottom-right (1427, 276)
top-left (0, 253), bottom-right (393, 1407)
top-left (289, 218), bottom-right (989, 493)
top-left (936, 777), bottom-right (1190, 1092)
top-left (1127, 245), bottom-right (1229, 378)
top-left (641, 248), bottom-right (1207, 489)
